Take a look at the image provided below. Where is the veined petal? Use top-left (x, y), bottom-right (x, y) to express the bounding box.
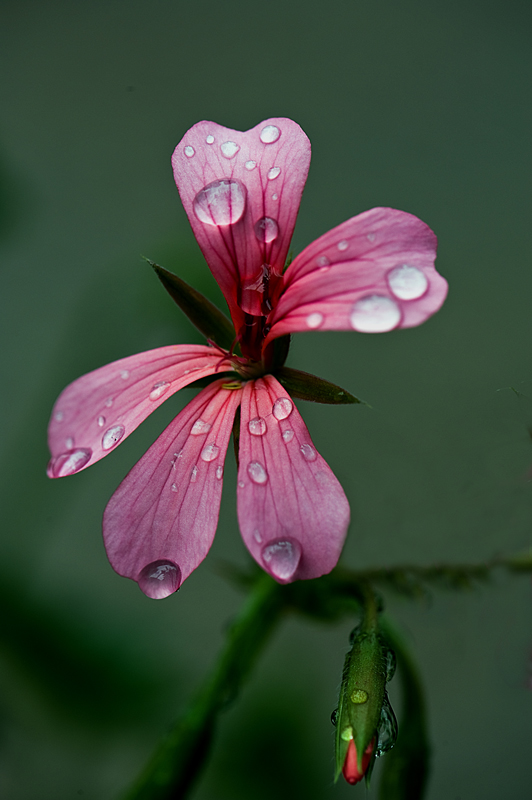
top-left (264, 208), bottom-right (447, 341)
top-left (237, 376), bottom-right (350, 583)
top-left (47, 345), bottom-right (233, 477)
top-left (103, 379), bottom-right (242, 597)
top-left (172, 119), bottom-right (311, 319)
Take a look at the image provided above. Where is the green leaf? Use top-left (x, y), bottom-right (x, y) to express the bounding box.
top-left (146, 259), bottom-right (236, 351)
top-left (275, 366), bottom-right (365, 405)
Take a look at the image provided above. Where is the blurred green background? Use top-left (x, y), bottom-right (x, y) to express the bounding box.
top-left (1, 0), bottom-right (531, 797)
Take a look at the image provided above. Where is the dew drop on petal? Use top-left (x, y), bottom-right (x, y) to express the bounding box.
top-left (193, 179), bottom-right (246, 227)
top-left (105, 397), bottom-right (114, 408)
top-left (190, 465), bottom-right (198, 482)
top-left (149, 381), bottom-right (170, 400)
top-left (272, 193), bottom-right (278, 200)
top-left (49, 448), bottom-right (92, 478)
top-left (248, 417), bottom-right (267, 436)
top-left (191, 419), bottom-right (212, 435)
top-left (300, 443), bottom-right (317, 461)
top-left (254, 217), bottom-right (279, 244)
top-left (245, 159), bottom-right (257, 170)
top-left (267, 166), bottom-right (281, 180)
top-left (282, 429), bottom-right (294, 443)
top-left (216, 465), bottom-right (224, 480)
top-left (387, 264), bottom-right (428, 300)
top-left (54, 410), bottom-right (64, 422)
top-left (220, 140), bottom-right (240, 158)
top-left (171, 482), bottom-right (178, 492)
top-left (254, 529), bottom-right (263, 543)
top-left (337, 240), bottom-right (348, 251)
top-left (238, 480), bottom-right (245, 488)
top-left (97, 415), bottom-right (106, 427)
top-left (316, 255), bottom-right (330, 268)
top-left (261, 538), bottom-right (301, 582)
top-left (206, 134), bottom-right (215, 144)
top-left (184, 145), bottom-right (195, 157)
top-left (65, 436), bottom-right (74, 449)
top-left (260, 124), bottom-right (281, 143)
top-left (120, 370), bottom-right (129, 380)
top-left (138, 560), bottom-right (181, 599)
top-left (367, 232), bottom-right (376, 242)
top-left (272, 397), bottom-right (293, 420)
top-left (350, 295), bottom-right (401, 333)
top-left (306, 311), bottom-right (324, 329)
top-left (102, 425), bottom-right (125, 450)
top-left (201, 443), bottom-right (219, 462)
top-left (247, 461), bottom-right (268, 484)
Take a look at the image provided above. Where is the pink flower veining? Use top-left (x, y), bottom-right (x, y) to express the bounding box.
top-left (47, 118), bottom-right (448, 598)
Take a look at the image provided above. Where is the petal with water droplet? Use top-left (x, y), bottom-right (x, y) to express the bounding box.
top-left (237, 376), bottom-right (349, 582)
top-left (104, 380), bottom-right (242, 592)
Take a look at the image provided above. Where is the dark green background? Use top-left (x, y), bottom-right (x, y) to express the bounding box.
top-left (1, 1), bottom-right (531, 797)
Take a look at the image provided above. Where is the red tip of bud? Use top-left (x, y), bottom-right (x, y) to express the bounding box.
top-left (342, 738), bottom-right (375, 785)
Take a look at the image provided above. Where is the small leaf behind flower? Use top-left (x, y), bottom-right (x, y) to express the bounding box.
top-left (275, 366), bottom-right (365, 405)
top-left (146, 259), bottom-right (236, 351)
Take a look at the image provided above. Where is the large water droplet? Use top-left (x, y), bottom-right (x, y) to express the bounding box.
top-left (201, 443), bottom-right (219, 462)
top-left (245, 159), bottom-right (256, 170)
top-left (193, 179), bottom-right (246, 227)
top-left (282, 429), bottom-right (294, 443)
top-left (220, 140), bottom-right (239, 158)
top-left (300, 443), bottom-right (317, 461)
top-left (138, 560), bottom-right (180, 600)
top-left (272, 397), bottom-right (293, 420)
top-left (49, 448), bottom-right (92, 477)
top-left (149, 381), bottom-right (170, 400)
top-left (247, 461), bottom-right (268, 484)
top-left (306, 311), bottom-right (324, 329)
top-left (254, 217), bottom-right (279, 244)
top-left (337, 239), bottom-right (349, 251)
top-left (248, 417), bottom-right (267, 436)
top-left (191, 419), bottom-right (212, 435)
top-left (267, 166), bottom-right (281, 180)
top-left (260, 124), bottom-right (281, 143)
top-left (102, 424), bottom-right (125, 450)
top-left (97, 415), bottom-right (105, 427)
top-left (387, 264), bottom-right (428, 300)
top-left (206, 134), bottom-right (215, 144)
top-left (375, 693), bottom-right (398, 756)
top-left (261, 538), bottom-right (301, 582)
top-left (350, 295), bottom-right (401, 333)
top-left (184, 145), bottom-right (195, 157)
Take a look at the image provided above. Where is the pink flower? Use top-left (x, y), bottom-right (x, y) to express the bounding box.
top-left (47, 118), bottom-right (448, 598)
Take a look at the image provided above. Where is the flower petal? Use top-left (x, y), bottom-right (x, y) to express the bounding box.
top-left (265, 208), bottom-right (447, 341)
top-left (237, 376), bottom-right (350, 583)
top-left (47, 345), bottom-right (233, 477)
top-left (172, 118), bottom-right (311, 320)
top-left (103, 379), bottom-right (242, 597)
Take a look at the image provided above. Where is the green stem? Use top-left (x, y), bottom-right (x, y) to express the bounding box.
top-left (121, 573), bottom-right (284, 800)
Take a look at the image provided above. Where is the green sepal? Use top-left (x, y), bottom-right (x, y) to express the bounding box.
top-left (146, 258), bottom-right (236, 351)
top-left (275, 367), bottom-right (364, 405)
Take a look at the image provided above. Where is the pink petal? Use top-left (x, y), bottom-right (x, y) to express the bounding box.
top-left (172, 118), bottom-right (311, 320)
top-left (264, 208), bottom-right (447, 342)
top-left (47, 345), bottom-right (233, 477)
top-left (237, 376), bottom-right (350, 583)
top-left (103, 379), bottom-right (242, 598)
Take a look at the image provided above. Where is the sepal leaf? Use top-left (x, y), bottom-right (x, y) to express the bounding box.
top-left (275, 366), bottom-right (363, 405)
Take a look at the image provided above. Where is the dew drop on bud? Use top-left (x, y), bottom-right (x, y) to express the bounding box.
top-left (137, 560), bottom-right (181, 599)
top-left (261, 538), bottom-right (301, 582)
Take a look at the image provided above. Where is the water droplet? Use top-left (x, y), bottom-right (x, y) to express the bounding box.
top-left (149, 381), bottom-right (170, 400)
top-left (190, 465), bottom-right (198, 482)
top-left (384, 647), bottom-right (396, 682)
top-left (350, 295), bottom-right (401, 333)
top-left (138, 560), bottom-right (180, 599)
top-left (191, 419), bottom-right (212, 435)
top-left (300, 443), bottom-right (317, 461)
top-left (375, 693), bottom-right (398, 756)
top-left (351, 689), bottom-right (368, 704)
top-left (337, 239), bottom-right (348, 251)
top-left (245, 159), bottom-right (257, 170)
top-left (341, 726), bottom-right (354, 742)
top-left (316, 255), bottom-right (329, 267)
top-left (54, 410), bottom-right (64, 422)
top-left (206, 134), bottom-right (215, 144)
top-left (193, 179), bottom-right (246, 227)
top-left (102, 424), bottom-right (125, 450)
top-left (331, 708), bottom-right (339, 726)
top-left (253, 529), bottom-right (262, 543)
top-left (254, 216), bottom-right (279, 244)
top-left (49, 448), bottom-right (92, 477)
top-left (260, 124), bottom-right (281, 144)
top-left (65, 436), bottom-right (74, 449)
top-left (184, 145), bottom-right (195, 157)
top-left (220, 140), bottom-right (239, 158)
top-left (120, 370), bottom-right (129, 380)
top-left (238, 480), bottom-right (245, 488)
top-left (367, 232), bottom-right (376, 242)
top-left (261, 538), bottom-right (301, 582)
top-left (267, 166), bottom-right (281, 180)
top-left (97, 415), bottom-right (105, 427)
top-left (247, 461), bottom-right (268, 484)
top-left (105, 397), bottom-right (113, 408)
top-left (306, 311), bottom-right (323, 329)
top-left (171, 482), bottom-right (178, 492)
top-left (216, 465), bottom-right (224, 480)
top-left (387, 264), bottom-right (428, 300)
top-left (282, 429), bottom-right (294, 443)
top-left (248, 417), bottom-right (267, 436)
top-left (272, 193), bottom-right (278, 200)
top-left (201, 443), bottom-right (219, 462)
top-left (272, 397), bottom-right (293, 420)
